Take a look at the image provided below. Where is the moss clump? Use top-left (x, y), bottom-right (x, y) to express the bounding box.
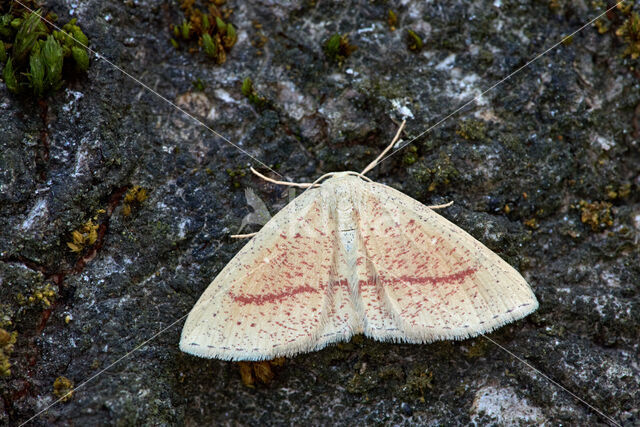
top-left (616, 12), bottom-right (640, 59)
top-left (387, 10), bottom-right (398, 31)
top-left (0, 328), bottom-right (17, 377)
top-left (122, 185), bottom-right (148, 217)
top-left (406, 29), bottom-right (423, 51)
top-left (170, 0), bottom-right (237, 64)
top-left (16, 282), bottom-right (57, 308)
top-left (324, 33), bottom-right (357, 65)
top-left (0, 4), bottom-right (89, 97)
top-left (53, 376), bottom-right (74, 402)
top-left (241, 77), bottom-right (266, 109)
top-left (456, 120), bottom-right (486, 141)
top-left (66, 219), bottom-right (99, 252)
top-left (579, 200), bottom-right (613, 231)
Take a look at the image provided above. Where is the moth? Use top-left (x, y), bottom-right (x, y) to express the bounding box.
top-left (180, 124), bottom-right (538, 361)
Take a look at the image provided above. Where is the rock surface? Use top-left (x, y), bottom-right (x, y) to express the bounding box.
top-left (1, 0), bottom-right (638, 425)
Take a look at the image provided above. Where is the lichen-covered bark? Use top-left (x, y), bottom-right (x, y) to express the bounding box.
top-left (1, 0), bottom-right (638, 425)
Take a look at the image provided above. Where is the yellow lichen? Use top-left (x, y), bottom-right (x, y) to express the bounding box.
top-left (122, 185), bottom-right (148, 217)
top-left (0, 328), bottom-right (18, 377)
top-left (16, 283), bottom-right (57, 308)
top-left (605, 183), bottom-right (631, 200)
top-left (66, 219), bottom-right (98, 252)
top-left (579, 200), bottom-right (613, 231)
top-left (53, 376), bottom-right (74, 402)
top-left (594, 18), bottom-right (611, 34)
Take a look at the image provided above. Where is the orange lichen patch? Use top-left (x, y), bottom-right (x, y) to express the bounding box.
top-left (524, 218), bottom-right (539, 229)
top-left (53, 376), bottom-right (74, 402)
top-left (66, 219), bottom-right (98, 252)
top-left (0, 328), bottom-right (18, 377)
top-left (579, 200), bottom-right (613, 231)
top-left (122, 185), bottom-right (148, 217)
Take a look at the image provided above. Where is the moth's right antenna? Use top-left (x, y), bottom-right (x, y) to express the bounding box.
top-left (360, 120), bottom-right (406, 176)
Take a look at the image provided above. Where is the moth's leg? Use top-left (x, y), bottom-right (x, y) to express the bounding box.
top-left (230, 232), bottom-right (258, 239)
top-left (360, 120), bottom-right (406, 176)
top-left (250, 167), bottom-right (314, 188)
top-left (426, 201), bottom-right (454, 210)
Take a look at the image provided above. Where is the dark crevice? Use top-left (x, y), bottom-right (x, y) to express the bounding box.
top-left (36, 99), bottom-right (50, 183)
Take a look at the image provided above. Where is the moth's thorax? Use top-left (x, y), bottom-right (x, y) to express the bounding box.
top-left (322, 174), bottom-right (363, 232)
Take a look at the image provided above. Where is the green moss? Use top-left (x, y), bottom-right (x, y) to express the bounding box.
top-left (226, 165), bottom-right (247, 188)
top-left (387, 10), bottom-right (398, 31)
top-left (616, 12), bottom-right (640, 59)
top-left (0, 40), bottom-right (6, 62)
top-left (12, 9), bottom-right (46, 64)
top-left (402, 145), bottom-right (418, 165)
top-left (406, 29), bottom-right (423, 51)
top-left (2, 57), bottom-right (18, 92)
top-left (0, 7), bottom-right (90, 97)
top-left (192, 77), bottom-right (206, 91)
top-left (324, 33), bottom-right (356, 65)
top-left (71, 45), bottom-right (89, 71)
top-left (241, 77), bottom-right (267, 109)
top-left (169, 0), bottom-right (237, 64)
top-left (202, 33), bottom-right (216, 58)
